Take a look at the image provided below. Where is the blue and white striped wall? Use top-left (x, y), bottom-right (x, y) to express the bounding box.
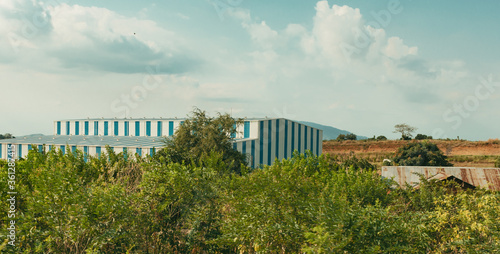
top-left (2, 118), bottom-right (322, 167)
top-left (54, 118), bottom-right (259, 139)
top-left (232, 119), bottom-right (323, 167)
top-left (54, 119), bottom-right (184, 137)
top-left (0, 143), bottom-right (158, 161)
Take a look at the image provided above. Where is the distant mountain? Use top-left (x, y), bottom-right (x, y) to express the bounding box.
top-left (298, 121), bottom-right (368, 140)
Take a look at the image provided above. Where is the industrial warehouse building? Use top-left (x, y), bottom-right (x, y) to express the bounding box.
top-left (0, 118), bottom-right (323, 167)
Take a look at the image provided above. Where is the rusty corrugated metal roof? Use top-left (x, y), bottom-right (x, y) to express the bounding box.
top-left (381, 166), bottom-right (500, 191)
top-left (413, 173), bottom-right (476, 190)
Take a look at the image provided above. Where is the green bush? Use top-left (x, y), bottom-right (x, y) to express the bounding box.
top-left (393, 141), bottom-right (453, 166)
top-left (1, 141), bottom-right (499, 253)
top-left (346, 133), bottom-right (357, 140)
top-left (415, 134), bottom-right (433, 140)
top-left (339, 155), bottom-right (376, 171)
top-left (217, 152), bottom-right (398, 253)
top-left (336, 133), bottom-right (356, 141)
top-left (336, 134), bottom-right (346, 141)
top-left (155, 108), bottom-right (246, 174)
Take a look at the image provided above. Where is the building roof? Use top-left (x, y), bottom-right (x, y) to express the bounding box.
top-left (56, 118), bottom-right (187, 121)
top-left (413, 173), bottom-right (476, 190)
top-left (56, 117), bottom-right (272, 121)
top-left (0, 134), bottom-right (258, 147)
top-left (54, 118), bottom-right (324, 131)
top-left (0, 134), bottom-right (164, 148)
top-left (382, 166), bottom-right (500, 191)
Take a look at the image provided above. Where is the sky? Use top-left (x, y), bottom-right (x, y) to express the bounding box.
top-left (1, 0), bottom-right (500, 140)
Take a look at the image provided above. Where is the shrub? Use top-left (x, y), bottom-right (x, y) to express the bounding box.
top-left (346, 133), bottom-right (357, 140)
top-left (393, 141), bottom-right (453, 166)
top-left (376, 135), bottom-right (387, 141)
top-left (430, 191), bottom-right (500, 252)
top-left (415, 134), bottom-right (433, 140)
top-left (156, 108), bottom-right (246, 174)
top-left (339, 156), bottom-right (376, 171)
top-left (337, 133), bottom-right (356, 141)
top-left (218, 152), bottom-right (397, 253)
top-left (0, 133), bottom-right (14, 139)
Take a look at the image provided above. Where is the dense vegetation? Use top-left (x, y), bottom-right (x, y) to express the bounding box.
top-left (157, 108), bottom-right (246, 174)
top-left (336, 133), bottom-right (357, 141)
top-left (0, 133), bottom-right (14, 140)
top-left (393, 141), bottom-right (453, 166)
top-left (1, 147), bottom-right (499, 253)
top-left (414, 134), bottom-right (433, 140)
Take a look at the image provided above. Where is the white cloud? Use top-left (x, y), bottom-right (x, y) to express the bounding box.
top-left (309, 2), bottom-right (419, 65)
top-left (229, 9), bottom-right (279, 50)
top-left (0, 0), bottom-right (489, 140)
top-left (0, 0), bottom-right (51, 61)
top-left (383, 37), bottom-right (418, 59)
top-left (0, 0), bottom-right (198, 73)
top-left (284, 24), bottom-right (307, 37)
top-left (244, 21), bottom-right (278, 49)
top-left (227, 1), bottom-right (425, 80)
top-left (209, 0), bottom-right (482, 140)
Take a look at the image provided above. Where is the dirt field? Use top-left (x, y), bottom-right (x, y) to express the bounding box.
top-left (322, 139), bottom-right (500, 168)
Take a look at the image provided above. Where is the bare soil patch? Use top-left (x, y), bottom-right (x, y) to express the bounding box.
top-left (323, 139), bottom-right (500, 168)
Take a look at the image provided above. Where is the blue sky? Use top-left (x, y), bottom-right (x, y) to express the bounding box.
top-left (1, 0), bottom-right (499, 140)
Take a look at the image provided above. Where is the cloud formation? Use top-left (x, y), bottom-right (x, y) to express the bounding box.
top-left (0, 0), bottom-right (492, 140)
top-left (0, 0), bottom-right (198, 73)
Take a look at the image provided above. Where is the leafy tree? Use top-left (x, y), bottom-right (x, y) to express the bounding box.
top-left (336, 134), bottom-right (346, 141)
top-left (0, 133), bottom-right (14, 139)
top-left (337, 133), bottom-right (356, 141)
top-left (376, 135), bottom-right (387, 141)
top-left (393, 141), bottom-right (453, 166)
top-left (415, 134), bottom-right (433, 140)
top-left (345, 133), bottom-right (357, 140)
top-left (393, 123), bottom-right (417, 140)
top-left (156, 108), bottom-right (246, 174)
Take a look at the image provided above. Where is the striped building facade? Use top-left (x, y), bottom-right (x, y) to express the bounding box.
top-left (1, 118), bottom-right (322, 167)
top-left (232, 119), bottom-right (322, 168)
top-left (0, 135), bottom-right (160, 162)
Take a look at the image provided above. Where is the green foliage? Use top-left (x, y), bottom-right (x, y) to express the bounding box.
top-left (336, 155), bottom-right (376, 171)
top-left (336, 133), bottom-right (356, 141)
top-left (0, 133), bottom-right (14, 139)
top-left (429, 191), bottom-right (500, 252)
top-left (336, 134), bottom-right (346, 141)
top-left (415, 134), bottom-right (433, 140)
top-left (495, 156), bottom-right (500, 168)
top-left (217, 152), bottom-right (395, 253)
top-left (346, 133), bottom-right (357, 140)
top-left (156, 108), bottom-right (246, 174)
top-left (134, 153), bottom-right (228, 253)
top-left (0, 142), bottom-right (498, 253)
top-left (367, 135), bottom-right (387, 141)
top-left (0, 146), bottom-right (136, 253)
top-left (393, 141), bottom-right (453, 166)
